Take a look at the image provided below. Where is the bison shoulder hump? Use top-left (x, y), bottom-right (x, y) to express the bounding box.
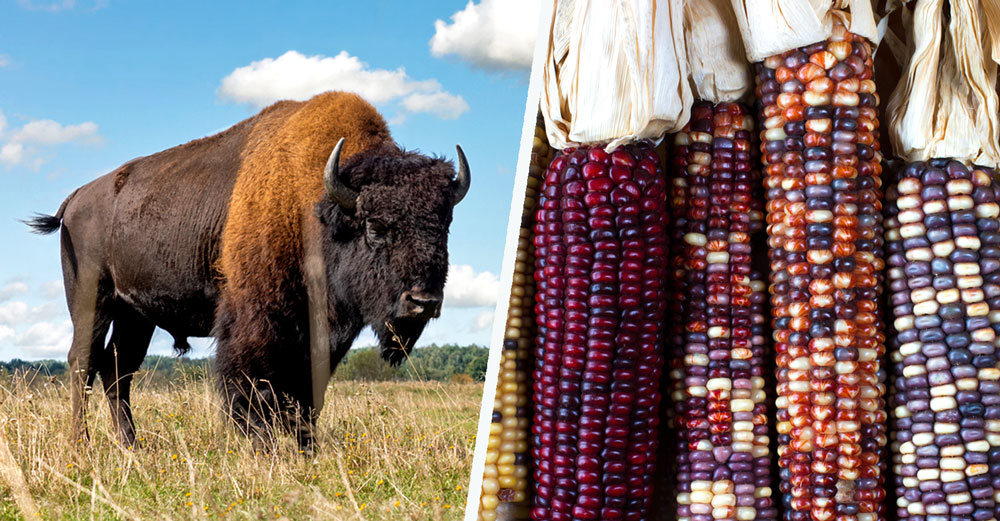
top-left (218, 91), bottom-right (391, 300)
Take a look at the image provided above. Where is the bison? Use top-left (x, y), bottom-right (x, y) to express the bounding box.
top-left (26, 91), bottom-right (470, 450)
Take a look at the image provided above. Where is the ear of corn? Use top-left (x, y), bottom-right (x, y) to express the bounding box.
top-left (885, 159), bottom-right (1000, 521)
top-left (478, 116), bottom-right (550, 521)
top-left (666, 100), bottom-right (775, 521)
top-left (531, 141), bottom-right (669, 521)
top-left (754, 21), bottom-right (888, 521)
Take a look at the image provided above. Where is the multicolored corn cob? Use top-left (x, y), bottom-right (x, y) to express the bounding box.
top-left (479, 116), bottom-right (550, 521)
top-left (753, 21), bottom-right (888, 521)
top-left (667, 101), bottom-right (775, 521)
top-left (531, 141), bottom-right (669, 521)
top-left (885, 159), bottom-right (1000, 521)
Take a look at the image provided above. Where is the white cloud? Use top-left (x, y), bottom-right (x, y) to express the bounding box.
top-left (0, 114), bottom-right (103, 167)
top-left (12, 119), bottom-right (101, 145)
top-left (13, 320), bottom-right (73, 358)
top-left (430, 0), bottom-right (538, 71)
top-left (219, 50), bottom-right (430, 105)
top-left (0, 109), bottom-right (7, 135)
top-left (39, 281), bottom-right (64, 300)
top-left (401, 91), bottom-right (469, 120)
top-left (0, 326), bottom-right (14, 344)
top-left (0, 55), bottom-right (8, 68)
top-left (0, 143), bottom-right (23, 165)
top-left (350, 327), bottom-right (379, 350)
top-left (26, 301), bottom-right (64, 322)
top-left (0, 281), bottom-right (29, 302)
top-left (0, 278), bottom-right (77, 359)
top-left (218, 50), bottom-right (468, 120)
top-left (0, 299), bottom-right (64, 327)
top-left (16, 0), bottom-right (105, 12)
top-left (472, 309), bottom-right (494, 332)
top-left (0, 301), bottom-right (29, 325)
top-left (444, 264), bottom-right (499, 308)
top-left (17, 0), bottom-right (74, 11)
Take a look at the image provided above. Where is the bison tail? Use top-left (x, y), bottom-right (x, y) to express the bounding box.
top-left (24, 187), bottom-right (80, 235)
top-left (24, 213), bottom-right (62, 234)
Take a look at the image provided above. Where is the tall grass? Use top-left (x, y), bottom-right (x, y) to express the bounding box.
top-left (0, 365), bottom-right (479, 520)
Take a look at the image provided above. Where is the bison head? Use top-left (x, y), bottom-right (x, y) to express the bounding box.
top-left (317, 138), bottom-right (469, 365)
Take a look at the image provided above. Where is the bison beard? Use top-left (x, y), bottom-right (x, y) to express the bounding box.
top-left (25, 92), bottom-right (468, 452)
top-left (377, 318), bottom-right (430, 364)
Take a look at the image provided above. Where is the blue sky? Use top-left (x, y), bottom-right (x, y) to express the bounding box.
top-left (0, 0), bottom-right (539, 360)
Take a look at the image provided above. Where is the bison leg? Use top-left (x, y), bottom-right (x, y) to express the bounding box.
top-left (215, 311), bottom-right (317, 451)
top-left (64, 264), bottom-right (113, 445)
top-left (220, 373), bottom-right (316, 452)
top-left (226, 371), bottom-right (317, 452)
top-left (220, 377), bottom-right (319, 452)
top-left (215, 325), bottom-right (278, 450)
top-left (279, 386), bottom-right (317, 453)
top-left (98, 306), bottom-right (154, 447)
top-left (67, 318), bottom-right (110, 444)
top-left (220, 376), bottom-right (279, 452)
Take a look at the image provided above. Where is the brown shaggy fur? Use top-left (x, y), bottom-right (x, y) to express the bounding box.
top-left (220, 92), bottom-right (392, 308)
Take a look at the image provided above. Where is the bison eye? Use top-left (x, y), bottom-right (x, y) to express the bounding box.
top-left (365, 219), bottom-right (389, 244)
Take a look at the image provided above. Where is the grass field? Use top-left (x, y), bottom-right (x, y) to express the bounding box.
top-left (0, 365), bottom-right (480, 520)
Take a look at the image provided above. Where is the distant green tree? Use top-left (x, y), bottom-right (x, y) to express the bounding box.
top-left (138, 356), bottom-right (211, 385)
top-left (0, 344), bottom-right (490, 384)
top-left (465, 352), bottom-right (489, 382)
top-left (335, 348), bottom-right (402, 381)
top-left (0, 358), bottom-right (67, 376)
top-left (332, 344), bottom-right (488, 382)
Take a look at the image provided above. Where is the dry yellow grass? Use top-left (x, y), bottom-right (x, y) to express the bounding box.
top-left (0, 367), bottom-right (479, 520)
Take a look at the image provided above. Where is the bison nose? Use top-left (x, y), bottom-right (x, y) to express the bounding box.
top-left (399, 291), bottom-right (442, 319)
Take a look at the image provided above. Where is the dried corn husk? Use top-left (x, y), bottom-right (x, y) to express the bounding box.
top-left (729, 0), bottom-right (879, 61)
top-left (541, 0), bottom-right (691, 151)
top-left (985, 0), bottom-right (1000, 65)
top-left (685, 0), bottom-right (752, 102)
top-left (886, 0), bottom-right (1000, 167)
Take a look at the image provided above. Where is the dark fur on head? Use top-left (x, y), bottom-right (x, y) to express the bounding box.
top-left (317, 142), bottom-right (458, 364)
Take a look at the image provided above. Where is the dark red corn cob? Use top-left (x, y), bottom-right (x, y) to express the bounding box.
top-left (531, 141), bottom-right (669, 521)
top-left (753, 21), bottom-right (888, 521)
top-left (667, 100), bottom-right (776, 521)
top-left (885, 159), bottom-right (1000, 521)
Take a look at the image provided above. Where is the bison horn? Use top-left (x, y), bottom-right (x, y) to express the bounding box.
top-left (454, 144), bottom-right (471, 205)
top-left (323, 138), bottom-right (359, 210)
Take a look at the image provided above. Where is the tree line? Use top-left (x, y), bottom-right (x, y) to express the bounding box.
top-left (333, 343), bottom-right (489, 382)
top-left (0, 343), bottom-right (489, 384)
